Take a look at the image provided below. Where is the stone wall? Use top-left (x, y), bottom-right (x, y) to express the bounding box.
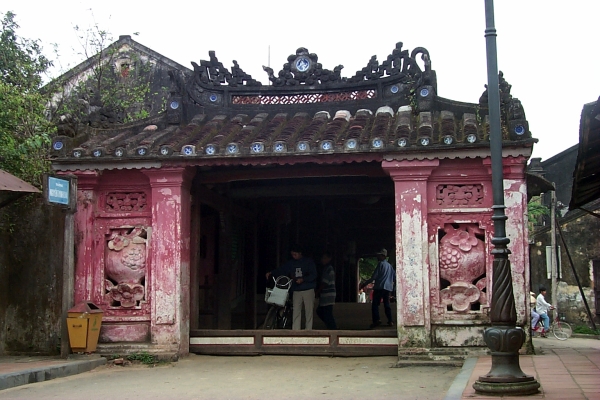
top-left (530, 203), bottom-right (600, 325)
top-left (0, 196), bottom-right (64, 355)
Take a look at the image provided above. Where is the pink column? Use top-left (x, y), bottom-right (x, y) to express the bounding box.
top-left (383, 159), bottom-right (438, 348)
top-left (143, 167), bottom-right (193, 355)
top-left (73, 171), bottom-right (102, 304)
top-left (483, 156), bottom-right (530, 326)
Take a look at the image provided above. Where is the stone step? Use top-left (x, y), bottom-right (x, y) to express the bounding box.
top-left (96, 343), bottom-right (178, 361)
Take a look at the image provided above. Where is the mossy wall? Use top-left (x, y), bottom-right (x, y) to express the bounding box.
top-left (0, 195), bottom-right (64, 355)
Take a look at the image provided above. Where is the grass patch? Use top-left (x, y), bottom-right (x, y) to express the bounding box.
top-left (127, 352), bottom-right (158, 365)
top-left (573, 325), bottom-right (600, 335)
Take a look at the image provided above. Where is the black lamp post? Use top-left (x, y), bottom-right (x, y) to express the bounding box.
top-left (472, 0), bottom-right (540, 395)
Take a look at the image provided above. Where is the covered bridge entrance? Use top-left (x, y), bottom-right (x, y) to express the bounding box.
top-left (51, 42), bottom-right (534, 358)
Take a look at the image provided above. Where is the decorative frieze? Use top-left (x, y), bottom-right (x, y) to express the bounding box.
top-left (232, 90), bottom-right (376, 105)
top-left (105, 192), bottom-right (147, 212)
top-left (436, 184), bottom-right (484, 207)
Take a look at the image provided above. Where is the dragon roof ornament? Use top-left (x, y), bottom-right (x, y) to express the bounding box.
top-left (180, 42), bottom-right (436, 90)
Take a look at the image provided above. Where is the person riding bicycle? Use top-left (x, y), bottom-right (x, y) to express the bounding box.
top-left (266, 244), bottom-right (317, 330)
top-left (530, 291), bottom-right (541, 333)
top-left (536, 286), bottom-right (554, 337)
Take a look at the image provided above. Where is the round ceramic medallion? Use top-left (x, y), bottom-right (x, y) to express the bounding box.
top-left (295, 57), bottom-right (311, 72)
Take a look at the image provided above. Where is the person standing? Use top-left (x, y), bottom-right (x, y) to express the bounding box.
top-left (536, 286), bottom-right (554, 337)
top-left (358, 288), bottom-right (366, 303)
top-left (530, 291), bottom-right (541, 332)
top-left (267, 245), bottom-right (317, 330)
top-left (362, 248), bottom-right (395, 328)
top-left (316, 251), bottom-right (337, 330)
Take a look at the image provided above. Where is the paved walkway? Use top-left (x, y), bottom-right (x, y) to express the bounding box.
top-left (0, 355), bottom-right (105, 391)
top-left (0, 336), bottom-right (598, 399)
top-left (453, 336), bottom-right (600, 400)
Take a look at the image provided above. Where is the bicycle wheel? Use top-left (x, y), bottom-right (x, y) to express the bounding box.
top-left (280, 306), bottom-right (292, 329)
top-left (552, 321), bottom-right (572, 340)
top-left (262, 306), bottom-right (278, 329)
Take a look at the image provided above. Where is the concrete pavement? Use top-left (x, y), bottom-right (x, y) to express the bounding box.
top-left (0, 354), bottom-right (105, 391)
top-left (0, 336), bottom-right (597, 399)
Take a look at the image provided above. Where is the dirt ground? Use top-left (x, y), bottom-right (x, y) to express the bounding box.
top-left (0, 354), bottom-right (460, 400)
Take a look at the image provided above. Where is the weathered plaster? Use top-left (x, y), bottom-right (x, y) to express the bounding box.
top-left (434, 325), bottom-right (485, 347)
top-left (384, 159), bottom-right (438, 349)
top-left (143, 167), bottom-right (193, 355)
top-left (382, 156), bottom-right (531, 353)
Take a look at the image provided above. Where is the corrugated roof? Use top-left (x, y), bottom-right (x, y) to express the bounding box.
top-left (0, 169), bottom-right (40, 193)
top-left (570, 97), bottom-right (600, 210)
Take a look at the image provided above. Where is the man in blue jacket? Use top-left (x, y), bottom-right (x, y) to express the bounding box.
top-left (362, 248), bottom-right (395, 328)
top-left (267, 245), bottom-right (317, 330)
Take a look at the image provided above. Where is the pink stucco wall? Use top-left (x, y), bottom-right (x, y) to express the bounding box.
top-left (384, 156), bottom-right (530, 349)
top-left (72, 167), bottom-right (192, 355)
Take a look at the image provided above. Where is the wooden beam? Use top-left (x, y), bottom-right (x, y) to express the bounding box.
top-left (193, 185), bottom-right (254, 220)
top-left (197, 163), bottom-right (387, 184)
top-left (228, 182), bottom-right (393, 199)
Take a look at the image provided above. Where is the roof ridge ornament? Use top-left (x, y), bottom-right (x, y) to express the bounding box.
top-left (262, 47), bottom-right (344, 86)
top-left (191, 51), bottom-right (261, 87)
top-left (348, 42), bottom-right (432, 84)
top-left (479, 71), bottom-right (530, 139)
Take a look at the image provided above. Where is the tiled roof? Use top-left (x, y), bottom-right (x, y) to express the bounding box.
top-left (50, 43), bottom-right (535, 169)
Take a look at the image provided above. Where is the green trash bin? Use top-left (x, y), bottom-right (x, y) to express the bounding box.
top-left (67, 302), bottom-right (103, 353)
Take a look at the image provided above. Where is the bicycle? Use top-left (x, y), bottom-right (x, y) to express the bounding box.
top-left (262, 275), bottom-right (293, 329)
top-left (534, 307), bottom-right (572, 340)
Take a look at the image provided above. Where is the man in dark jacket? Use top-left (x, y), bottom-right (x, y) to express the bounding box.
top-left (267, 245), bottom-right (317, 330)
top-left (362, 248), bottom-right (395, 328)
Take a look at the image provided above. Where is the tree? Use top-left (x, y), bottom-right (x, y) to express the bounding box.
top-left (527, 196), bottom-right (550, 235)
top-left (48, 19), bottom-right (157, 131)
top-left (0, 11), bottom-right (53, 186)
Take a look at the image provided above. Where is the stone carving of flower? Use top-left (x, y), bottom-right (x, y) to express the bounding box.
top-left (108, 235), bottom-right (130, 251)
top-left (440, 282), bottom-right (481, 312)
top-left (109, 283), bottom-right (144, 308)
top-left (448, 230), bottom-right (479, 252)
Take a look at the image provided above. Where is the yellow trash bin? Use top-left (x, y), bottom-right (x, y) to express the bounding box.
top-left (67, 302), bottom-right (103, 353)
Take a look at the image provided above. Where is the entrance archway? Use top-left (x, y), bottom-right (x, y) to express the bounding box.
top-left (189, 161), bottom-right (395, 332)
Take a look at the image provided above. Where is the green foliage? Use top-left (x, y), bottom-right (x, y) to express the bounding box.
top-left (0, 11), bottom-right (53, 186)
top-left (359, 257), bottom-right (378, 282)
top-left (126, 352), bottom-right (158, 365)
top-left (527, 196), bottom-right (550, 234)
top-left (573, 325), bottom-right (600, 335)
top-left (49, 19), bottom-right (155, 127)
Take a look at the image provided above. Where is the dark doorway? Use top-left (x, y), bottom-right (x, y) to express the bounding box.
top-left (190, 162), bottom-right (395, 330)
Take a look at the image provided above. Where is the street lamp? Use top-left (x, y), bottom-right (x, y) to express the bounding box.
top-left (472, 0), bottom-right (540, 395)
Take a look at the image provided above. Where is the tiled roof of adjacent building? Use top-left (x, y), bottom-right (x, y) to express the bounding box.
top-left (50, 43), bottom-right (535, 170)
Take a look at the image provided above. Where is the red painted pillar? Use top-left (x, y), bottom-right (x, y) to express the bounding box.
top-left (73, 171), bottom-right (102, 304)
top-left (143, 167), bottom-right (194, 355)
top-left (483, 156), bottom-right (530, 325)
top-left (383, 159), bottom-right (438, 348)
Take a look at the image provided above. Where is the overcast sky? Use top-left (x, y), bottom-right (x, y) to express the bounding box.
top-left (5, 1), bottom-right (599, 162)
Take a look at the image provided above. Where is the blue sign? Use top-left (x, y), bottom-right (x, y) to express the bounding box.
top-left (48, 177), bottom-right (70, 205)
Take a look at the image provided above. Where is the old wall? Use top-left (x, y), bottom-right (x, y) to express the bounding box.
top-left (0, 196), bottom-right (64, 355)
top-left (530, 202), bottom-right (600, 324)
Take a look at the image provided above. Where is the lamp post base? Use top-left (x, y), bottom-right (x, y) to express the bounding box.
top-left (473, 380), bottom-right (541, 396)
top-left (473, 325), bottom-right (540, 396)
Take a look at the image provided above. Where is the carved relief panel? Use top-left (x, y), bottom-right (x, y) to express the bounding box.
top-left (94, 189), bottom-right (152, 315)
top-left (438, 223), bottom-right (487, 313)
top-left (428, 212), bottom-right (494, 321)
top-left (104, 226), bottom-right (148, 308)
